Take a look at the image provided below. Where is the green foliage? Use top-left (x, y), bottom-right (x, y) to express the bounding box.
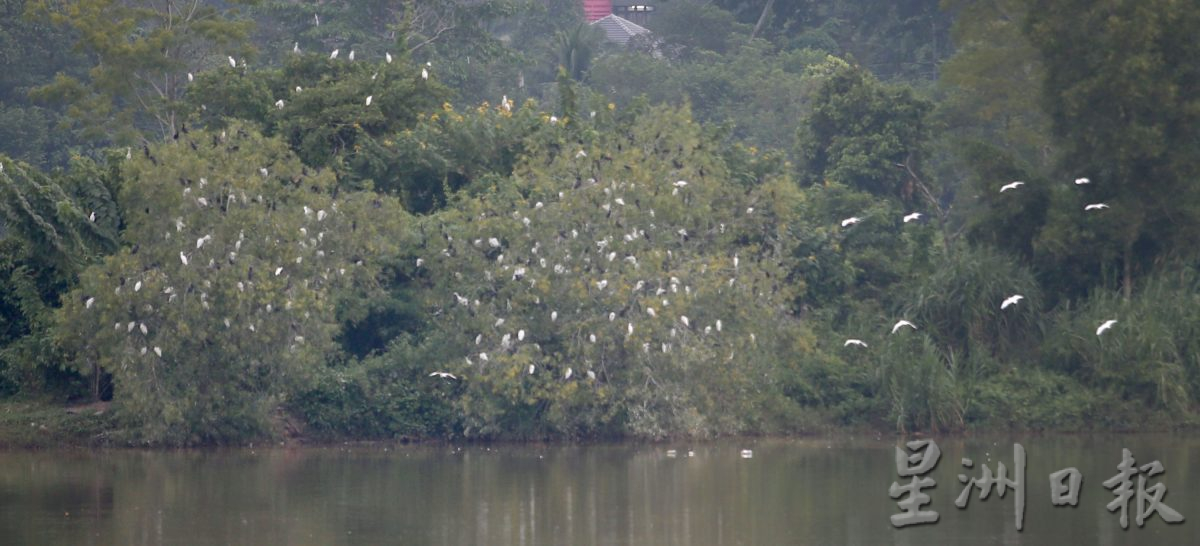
top-left (53, 124), bottom-right (411, 444)
top-left (797, 58), bottom-right (933, 197)
top-left (401, 105), bottom-right (808, 438)
top-left (28, 0), bottom-right (258, 143)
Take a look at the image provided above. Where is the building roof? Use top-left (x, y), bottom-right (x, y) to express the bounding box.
top-left (589, 14), bottom-right (651, 45)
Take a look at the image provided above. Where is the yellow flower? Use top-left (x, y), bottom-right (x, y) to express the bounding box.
top-left (607, 103), bottom-right (615, 110)
top-left (442, 102), bottom-right (453, 112)
top-left (430, 113), bottom-right (440, 122)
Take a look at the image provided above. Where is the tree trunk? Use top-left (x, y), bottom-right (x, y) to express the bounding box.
top-left (749, 0), bottom-right (775, 41)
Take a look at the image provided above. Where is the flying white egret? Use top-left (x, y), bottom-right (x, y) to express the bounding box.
top-left (1084, 203), bottom-right (1109, 211)
top-left (1096, 320), bottom-right (1118, 336)
top-left (891, 320), bottom-right (917, 334)
top-left (429, 371), bottom-right (457, 380)
top-left (741, 449), bottom-right (753, 459)
top-left (1075, 177), bottom-right (1090, 185)
top-left (844, 339), bottom-right (869, 348)
top-left (841, 217), bottom-right (861, 227)
top-left (1001, 295), bottom-right (1024, 310)
top-left (1000, 181), bottom-right (1024, 192)
top-left (673, 180), bottom-right (688, 187)
top-left (903, 212), bottom-right (922, 223)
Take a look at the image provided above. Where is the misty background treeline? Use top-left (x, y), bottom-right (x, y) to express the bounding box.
top-left (1, 0), bottom-right (1198, 445)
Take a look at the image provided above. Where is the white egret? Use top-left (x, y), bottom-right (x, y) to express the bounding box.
top-left (716, 319), bottom-right (723, 332)
top-left (844, 339), bottom-right (869, 348)
top-left (1084, 203), bottom-right (1109, 211)
top-left (348, 50), bottom-right (355, 61)
top-left (1096, 320), bottom-right (1118, 336)
top-left (741, 449), bottom-right (753, 459)
top-left (1075, 177), bottom-right (1090, 185)
top-left (180, 252), bottom-right (189, 266)
top-left (680, 315), bottom-right (690, 327)
top-left (275, 99), bottom-right (285, 109)
top-left (841, 217), bottom-right (861, 227)
top-left (386, 52), bottom-right (393, 63)
top-left (228, 56), bottom-right (237, 68)
top-left (518, 329), bottom-right (525, 341)
top-left (587, 370), bottom-right (596, 380)
top-left (429, 371), bottom-right (457, 380)
top-left (365, 95), bottom-right (372, 106)
top-left (903, 212), bottom-right (922, 223)
top-left (139, 323), bottom-right (148, 335)
top-left (1000, 181), bottom-right (1024, 192)
top-left (134, 280), bottom-right (142, 292)
top-left (153, 347), bottom-right (162, 358)
top-left (1001, 295), bottom-right (1024, 310)
top-left (673, 180), bottom-right (688, 187)
top-left (275, 267), bottom-right (283, 276)
top-left (551, 311), bottom-right (558, 322)
top-left (421, 67), bottom-right (428, 80)
top-left (529, 365), bottom-right (535, 375)
top-left (317, 209), bottom-right (327, 221)
top-left (330, 49), bottom-right (339, 59)
top-left (479, 352), bottom-right (489, 361)
top-left (85, 297), bottom-right (95, 309)
top-left (565, 368), bottom-right (573, 380)
top-left (891, 320), bottom-right (917, 334)
top-left (293, 42), bottom-right (299, 54)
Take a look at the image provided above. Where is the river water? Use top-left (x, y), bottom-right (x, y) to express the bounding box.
top-left (0, 434), bottom-right (1193, 545)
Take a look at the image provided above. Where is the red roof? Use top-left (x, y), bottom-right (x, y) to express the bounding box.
top-left (584, 0), bottom-right (612, 22)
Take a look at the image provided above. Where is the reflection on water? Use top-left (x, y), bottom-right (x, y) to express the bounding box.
top-left (0, 435), bottom-right (1193, 545)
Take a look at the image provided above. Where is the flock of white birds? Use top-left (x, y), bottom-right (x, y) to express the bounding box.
top-left (837, 174), bottom-right (1117, 350)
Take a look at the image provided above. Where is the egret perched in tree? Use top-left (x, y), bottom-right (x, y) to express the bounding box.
top-left (844, 339), bottom-right (868, 348)
top-left (1001, 295), bottom-right (1024, 310)
top-left (1000, 181), bottom-right (1024, 192)
top-left (180, 252), bottom-right (189, 266)
top-left (365, 95), bottom-right (373, 106)
top-left (529, 365), bottom-right (535, 375)
top-left (85, 297), bottom-right (95, 309)
top-left (680, 315), bottom-right (690, 327)
top-left (187, 72), bottom-right (194, 82)
top-left (421, 67), bottom-right (429, 80)
top-left (903, 212), bottom-right (922, 223)
top-left (1084, 203), bottom-right (1109, 211)
top-left (153, 347), bottom-right (162, 358)
top-left (518, 329), bottom-right (525, 341)
top-left (891, 320), bottom-right (917, 334)
top-left (275, 267), bottom-right (283, 276)
top-left (386, 52), bottom-right (393, 63)
top-left (479, 352), bottom-right (489, 362)
top-left (565, 368), bottom-right (573, 380)
top-left (228, 56), bottom-right (237, 68)
top-left (841, 217), bottom-right (861, 227)
top-left (1075, 177), bottom-right (1090, 185)
top-left (293, 42), bottom-right (300, 54)
top-left (348, 50), bottom-right (355, 61)
top-left (330, 49), bottom-right (339, 59)
top-left (275, 99), bottom-right (285, 109)
top-left (673, 180), bottom-right (688, 187)
top-left (1096, 320), bottom-right (1118, 336)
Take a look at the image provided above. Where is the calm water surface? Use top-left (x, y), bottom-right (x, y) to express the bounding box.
top-left (0, 434), bottom-right (1194, 545)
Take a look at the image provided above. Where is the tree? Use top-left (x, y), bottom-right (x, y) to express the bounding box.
top-left (28, 0), bottom-right (257, 144)
top-left (395, 105), bottom-right (811, 438)
top-left (1024, 0), bottom-right (1200, 298)
top-left (53, 124), bottom-right (410, 444)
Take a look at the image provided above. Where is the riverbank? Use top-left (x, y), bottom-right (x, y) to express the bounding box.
top-left (1, 397), bottom-right (1194, 450)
